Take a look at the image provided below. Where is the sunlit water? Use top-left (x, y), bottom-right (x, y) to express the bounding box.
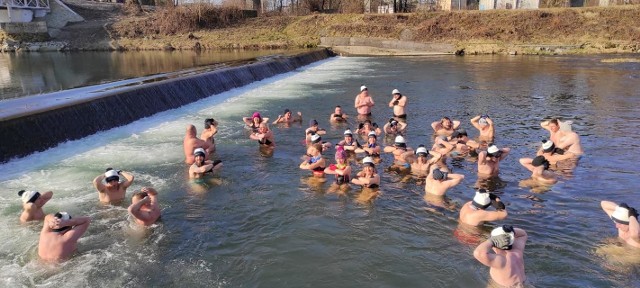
top-left (0, 49), bottom-right (303, 100)
top-left (1, 55), bottom-right (640, 287)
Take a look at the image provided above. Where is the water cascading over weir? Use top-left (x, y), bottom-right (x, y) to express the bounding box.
top-left (0, 49), bottom-right (334, 163)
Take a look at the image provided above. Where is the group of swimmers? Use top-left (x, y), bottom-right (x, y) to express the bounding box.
top-left (17, 85), bottom-right (639, 287)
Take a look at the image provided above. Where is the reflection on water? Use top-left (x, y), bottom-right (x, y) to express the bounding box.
top-left (1, 55), bottom-right (640, 287)
top-left (0, 49), bottom-right (302, 100)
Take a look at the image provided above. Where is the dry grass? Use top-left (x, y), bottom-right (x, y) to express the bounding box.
top-left (111, 4), bottom-right (640, 52)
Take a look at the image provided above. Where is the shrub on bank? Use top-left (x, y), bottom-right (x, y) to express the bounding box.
top-left (113, 4), bottom-right (245, 37)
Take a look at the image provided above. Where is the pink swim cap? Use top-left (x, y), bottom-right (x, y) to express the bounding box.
top-left (335, 146), bottom-right (346, 159)
top-left (252, 112), bottom-right (261, 119)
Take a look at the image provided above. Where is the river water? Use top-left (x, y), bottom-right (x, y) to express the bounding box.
top-left (0, 49), bottom-right (299, 100)
top-left (1, 54), bottom-right (640, 287)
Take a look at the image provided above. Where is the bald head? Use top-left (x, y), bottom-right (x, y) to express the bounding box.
top-left (186, 125), bottom-right (196, 137)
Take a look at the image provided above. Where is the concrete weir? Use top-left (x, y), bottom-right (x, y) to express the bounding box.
top-left (0, 49), bottom-right (334, 163)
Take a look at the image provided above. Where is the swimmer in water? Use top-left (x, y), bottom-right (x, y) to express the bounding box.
top-left (329, 105), bottom-right (349, 123)
top-left (339, 129), bottom-right (362, 152)
top-left (250, 122), bottom-right (275, 147)
top-left (407, 146), bottom-right (442, 178)
top-left (519, 155), bottom-right (557, 185)
top-left (459, 189), bottom-right (508, 227)
top-left (355, 131), bottom-right (382, 156)
top-left (184, 124), bottom-right (212, 164)
top-left (431, 116), bottom-right (461, 136)
top-left (383, 118), bottom-right (407, 136)
top-left (300, 143), bottom-right (326, 178)
top-left (383, 136), bottom-right (414, 170)
top-left (474, 225), bottom-right (528, 288)
top-left (93, 168), bottom-right (135, 204)
top-left (354, 85), bottom-right (375, 120)
top-left (477, 144), bottom-right (510, 178)
top-left (189, 148), bottom-right (223, 179)
top-left (536, 139), bottom-right (575, 165)
top-left (243, 112), bottom-right (269, 132)
top-left (431, 135), bottom-right (455, 159)
top-left (200, 118), bottom-right (218, 155)
top-left (424, 165), bottom-right (464, 196)
top-left (18, 189), bottom-right (53, 223)
top-left (351, 156), bottom-right (380, 189)
top-left (38, 212), bottom-right (91, 262)
top-left (128, 187), bottom-right (161, 226)
top-left (273, 108), bottom-right (302, 125)
top-left (540, 118), bottom-right (583, 156)
top-left (600, 201), bottom-right (640, 248)
top-left (308, 133), bottom-right (332, 152)
top-left (356, 119), bottom-right (382, 138)
top-left (470, 114), bottom-right (495, 142)
top-left (324, 146), bottom-right (352, 191)
top-left (449, 129), bottom-right (480, 157)
top-left (388, 89), bottom-right (407, 121)
top-left (305, 119), bottom-right (326, 141)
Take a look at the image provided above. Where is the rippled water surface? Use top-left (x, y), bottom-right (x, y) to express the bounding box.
top-left (1, 55), bottom-right (640, 287)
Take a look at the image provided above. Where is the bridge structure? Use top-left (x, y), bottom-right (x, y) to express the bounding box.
top-left (0, 0), bottom-right (50, 23)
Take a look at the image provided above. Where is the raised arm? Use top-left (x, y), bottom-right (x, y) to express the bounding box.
top-left (242, 117), bottom-right (252, 126)
top-left (38, 191), bottom-right (53, 207)
top-left (446, 173), bottom-right (465, 188)
top-left (93, 174), bottom-right (106, 192)
top-left (431, 121), bottom-right (440, 132)
top-left (129, 197), bottom-right (152, 221)
top-left (511, 228), bottom-right (528, 251)
top-left (473, 238), bottom-right (506, 268)
top-left (61, 216), bottom-right (91, 242)
top-left (120, 171), bottom-right (135, 189)
top-left (601, 200), bottom-right (618, 218)
top-left (470, 115), bottom-right (482, 130)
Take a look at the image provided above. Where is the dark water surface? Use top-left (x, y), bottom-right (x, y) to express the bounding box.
top-left (0, 49), bottom-right (301, 100)
top-left (1, 55), bottom-right (640, 287)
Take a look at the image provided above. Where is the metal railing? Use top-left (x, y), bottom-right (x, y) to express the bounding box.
top-left (0, 0), bottom-right (50, 9)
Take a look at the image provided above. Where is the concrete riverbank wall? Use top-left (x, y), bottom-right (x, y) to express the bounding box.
top-left (0, 49), bottom-right (334, 163)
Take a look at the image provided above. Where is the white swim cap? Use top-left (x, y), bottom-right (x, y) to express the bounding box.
top-left (542, 140), bottom-right (554, 152)
top-left (344, 129), bottom-right (353, 136)
top-left (487, 145), bottom-right (499, 155)
top-left (362, 156), bottom-right (375, 166)
top-left (104, 170), bottom-right (120, 182)
top-left (368, 131), bottom-right (377, 138)
top-left (392, 89), bottom-right (400, 95)
top-left (55, 211), bottom-right (71, 221)
top-left (479, 118), bottom-right (488, 125)
top-left (612, 205), bottom-right (630, 225)
top-left (491, 226), bottom-right (515, 248)
top-left (311, 134), bottom-right (322, 143)
top-left (194, 148), bottom-right (206, 156)
top-left (19, 190), bottom-right (39, 204)
top-left (395, 136), bottom-right (406, 144)
top-left (415, 146), bottom-right (428, 156)
top-left (472, 189), bottom-right (491, 209)
top-left (360, 85), bottom-right (367, 92)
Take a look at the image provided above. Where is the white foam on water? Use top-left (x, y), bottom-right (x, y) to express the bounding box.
top-left (0, 56), bottom-right (373, 286)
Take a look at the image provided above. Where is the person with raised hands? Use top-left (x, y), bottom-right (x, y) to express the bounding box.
top-left (459, 189), bottom-right (508, 227)
top-left (383, 118), bottom-right (407, 136)
top-left (424, 165), bottom-right (464, 196)
top-left (38, 212), bottom-right (91, 262)
top-left (601, 201), bottom-right (640, 248)
top-left (128, 187), bottom-right (161, 226)
top-left (18, 189), bottom-right (53, 223)
top-left (354, 85), bottom-right (375, 120)
top-left (474, 225), bottom-right (528, 287)
top-left (431, 116), bottom-right (460, 136)
top-left (189, 148), bottom-right (223, 179)
top-left (387, 88), bottom-right (407, 121)
top-left (471, 114), bottom-right (495, 142)
top-left (93, 168), bottom-right (134, 204)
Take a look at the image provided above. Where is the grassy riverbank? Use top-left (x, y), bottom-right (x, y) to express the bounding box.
top-left (4, 2), bottom-right (640, 54)
top-left (109, 5), bottom-right (640, 54)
